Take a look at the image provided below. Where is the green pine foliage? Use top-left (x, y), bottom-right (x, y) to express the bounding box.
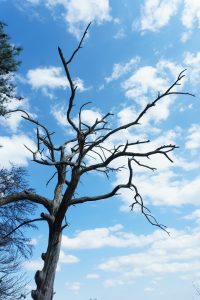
top-left (0, 21), bottom-right (22, 115)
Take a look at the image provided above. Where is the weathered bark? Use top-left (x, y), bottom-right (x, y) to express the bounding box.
top-left (31, 225), bottom-right (62, 300)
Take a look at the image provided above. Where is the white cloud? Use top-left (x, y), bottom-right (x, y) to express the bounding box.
top-left (121, 60), bottom-right (182, 124)
top-left (65, 281), bottom-right (81, 292)
top-left (98, 226), bottom-right (200, 281)
top-left (137, 0), bottom-right (180, 32)
top-left (183, 209), bottom-right (200, 222)
top-left (117, 106), bottom-right (138, 126)
top-left (180, 1), bottom-right (200, 41)
top-left (0, 135), bottom-right (36, 168)
top-left (105, 56), bottom-right (140, 83)
top-left (181, 0), bottom-right (200, 30)
top-left (73, 78), bottom-right (91, 92)
top-left (62, 224), bottom-right (167, 250)
top-left (46, 0), bottom-right (112, 39)
top-left (136, 0), bottom-right (200, 40)
top-left (51, 105), bottom-right (68, 127)
top-left (59, 250), bottom-right (80, 264)
top-left (185, 124), bottom-right (200, 150)
top-left (184, 52), bottom-right (200, 86)
top-left (0, 98), bottom-right (31, 133)
top-left (27, 66), bottom-right (67, 90)
top-left (23, 259), bottom-right (43, 271)
top-left (118, 170), bottom-right (200, 209)
top-left (86, 273), bottom-right (100, 279)
top-left (113, 27), bottom-right (126, 40)
top-left (77, 109), bottom-right (102, 126)
top-left (26, 66), bottom-right (89, 97)
top-left (122, 60), bottom-right (181, 100)
top-left (51, 105), bottom-right (102, 128)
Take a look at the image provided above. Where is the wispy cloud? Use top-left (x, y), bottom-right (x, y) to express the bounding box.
top-left (51, 105), bottom-right (102, 128)
top-left (184, 51), bottom-right (200, 86)
top-left (185, 124), bottom-right (200, 151)
top-left (105, 56), bottom-right (140, 83)
top-left (65, 281), bottom-right (81, 292)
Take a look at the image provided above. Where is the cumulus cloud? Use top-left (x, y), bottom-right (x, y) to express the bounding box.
top-left (122, 60), bottom-right (181, 100)
top-left (62, 224), bottom-right (166, 250)
top-left (121, 59), bottom-right (182, 124)
top-left (0, 134), bottom-right (36, 168)
top-left (23, 251), bottom-right (79, 273)
top-left (98, 226), bottom-right (200, 282)
top-left (26, 66), bottom-right (88, 98)
top-left (117, 169), bottom-right (200, 210)
top-left (137, 0), bottom-right (181, 33)
top-left (27, 67), bottom-right (67, 90)
top-left (136, 0), bottom-right (200, 41)
top-left (46, 0), bottom-right (112, 39)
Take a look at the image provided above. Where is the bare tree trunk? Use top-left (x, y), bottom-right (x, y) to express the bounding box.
top-left (31, 225), bottom-right (62, 300)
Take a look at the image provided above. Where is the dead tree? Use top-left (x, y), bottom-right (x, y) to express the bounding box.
top-left (0, 24), bottom-right (194, 299)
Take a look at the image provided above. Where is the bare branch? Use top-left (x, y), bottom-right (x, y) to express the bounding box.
top-left (66, 22), bottom-right (91, 64)
top-left (46, 171), bottom-right (57, 186)
top-left (58, 46), bottom-right (79, 133)
top-left (0, 191), bottom-right (52, 213)
top-left (2, 217), bottom-right (44, 240)
top-left (82, 70), bottom-right (194, 156)
top-left (81, 144), bottom-right (178, 174)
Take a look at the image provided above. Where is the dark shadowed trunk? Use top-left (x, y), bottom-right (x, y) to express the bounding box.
top-left (31, 225), bottom-right (62, 300)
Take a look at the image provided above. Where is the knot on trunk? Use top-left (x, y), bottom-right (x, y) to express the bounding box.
top-left (41, 252), bottom-right (47, 261)
top-left (31, 290), bottom-right (39, 300)
top-left (41, 212), bottom-right (55, 225)
top-left (35, 270), bottom-right (44, 288)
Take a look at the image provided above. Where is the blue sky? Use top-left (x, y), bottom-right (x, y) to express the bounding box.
top-left (1, 0), bottom-right (200, 299)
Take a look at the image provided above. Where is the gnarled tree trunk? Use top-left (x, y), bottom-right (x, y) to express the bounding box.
top-left (31, 225), bottom-right (62, 300)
